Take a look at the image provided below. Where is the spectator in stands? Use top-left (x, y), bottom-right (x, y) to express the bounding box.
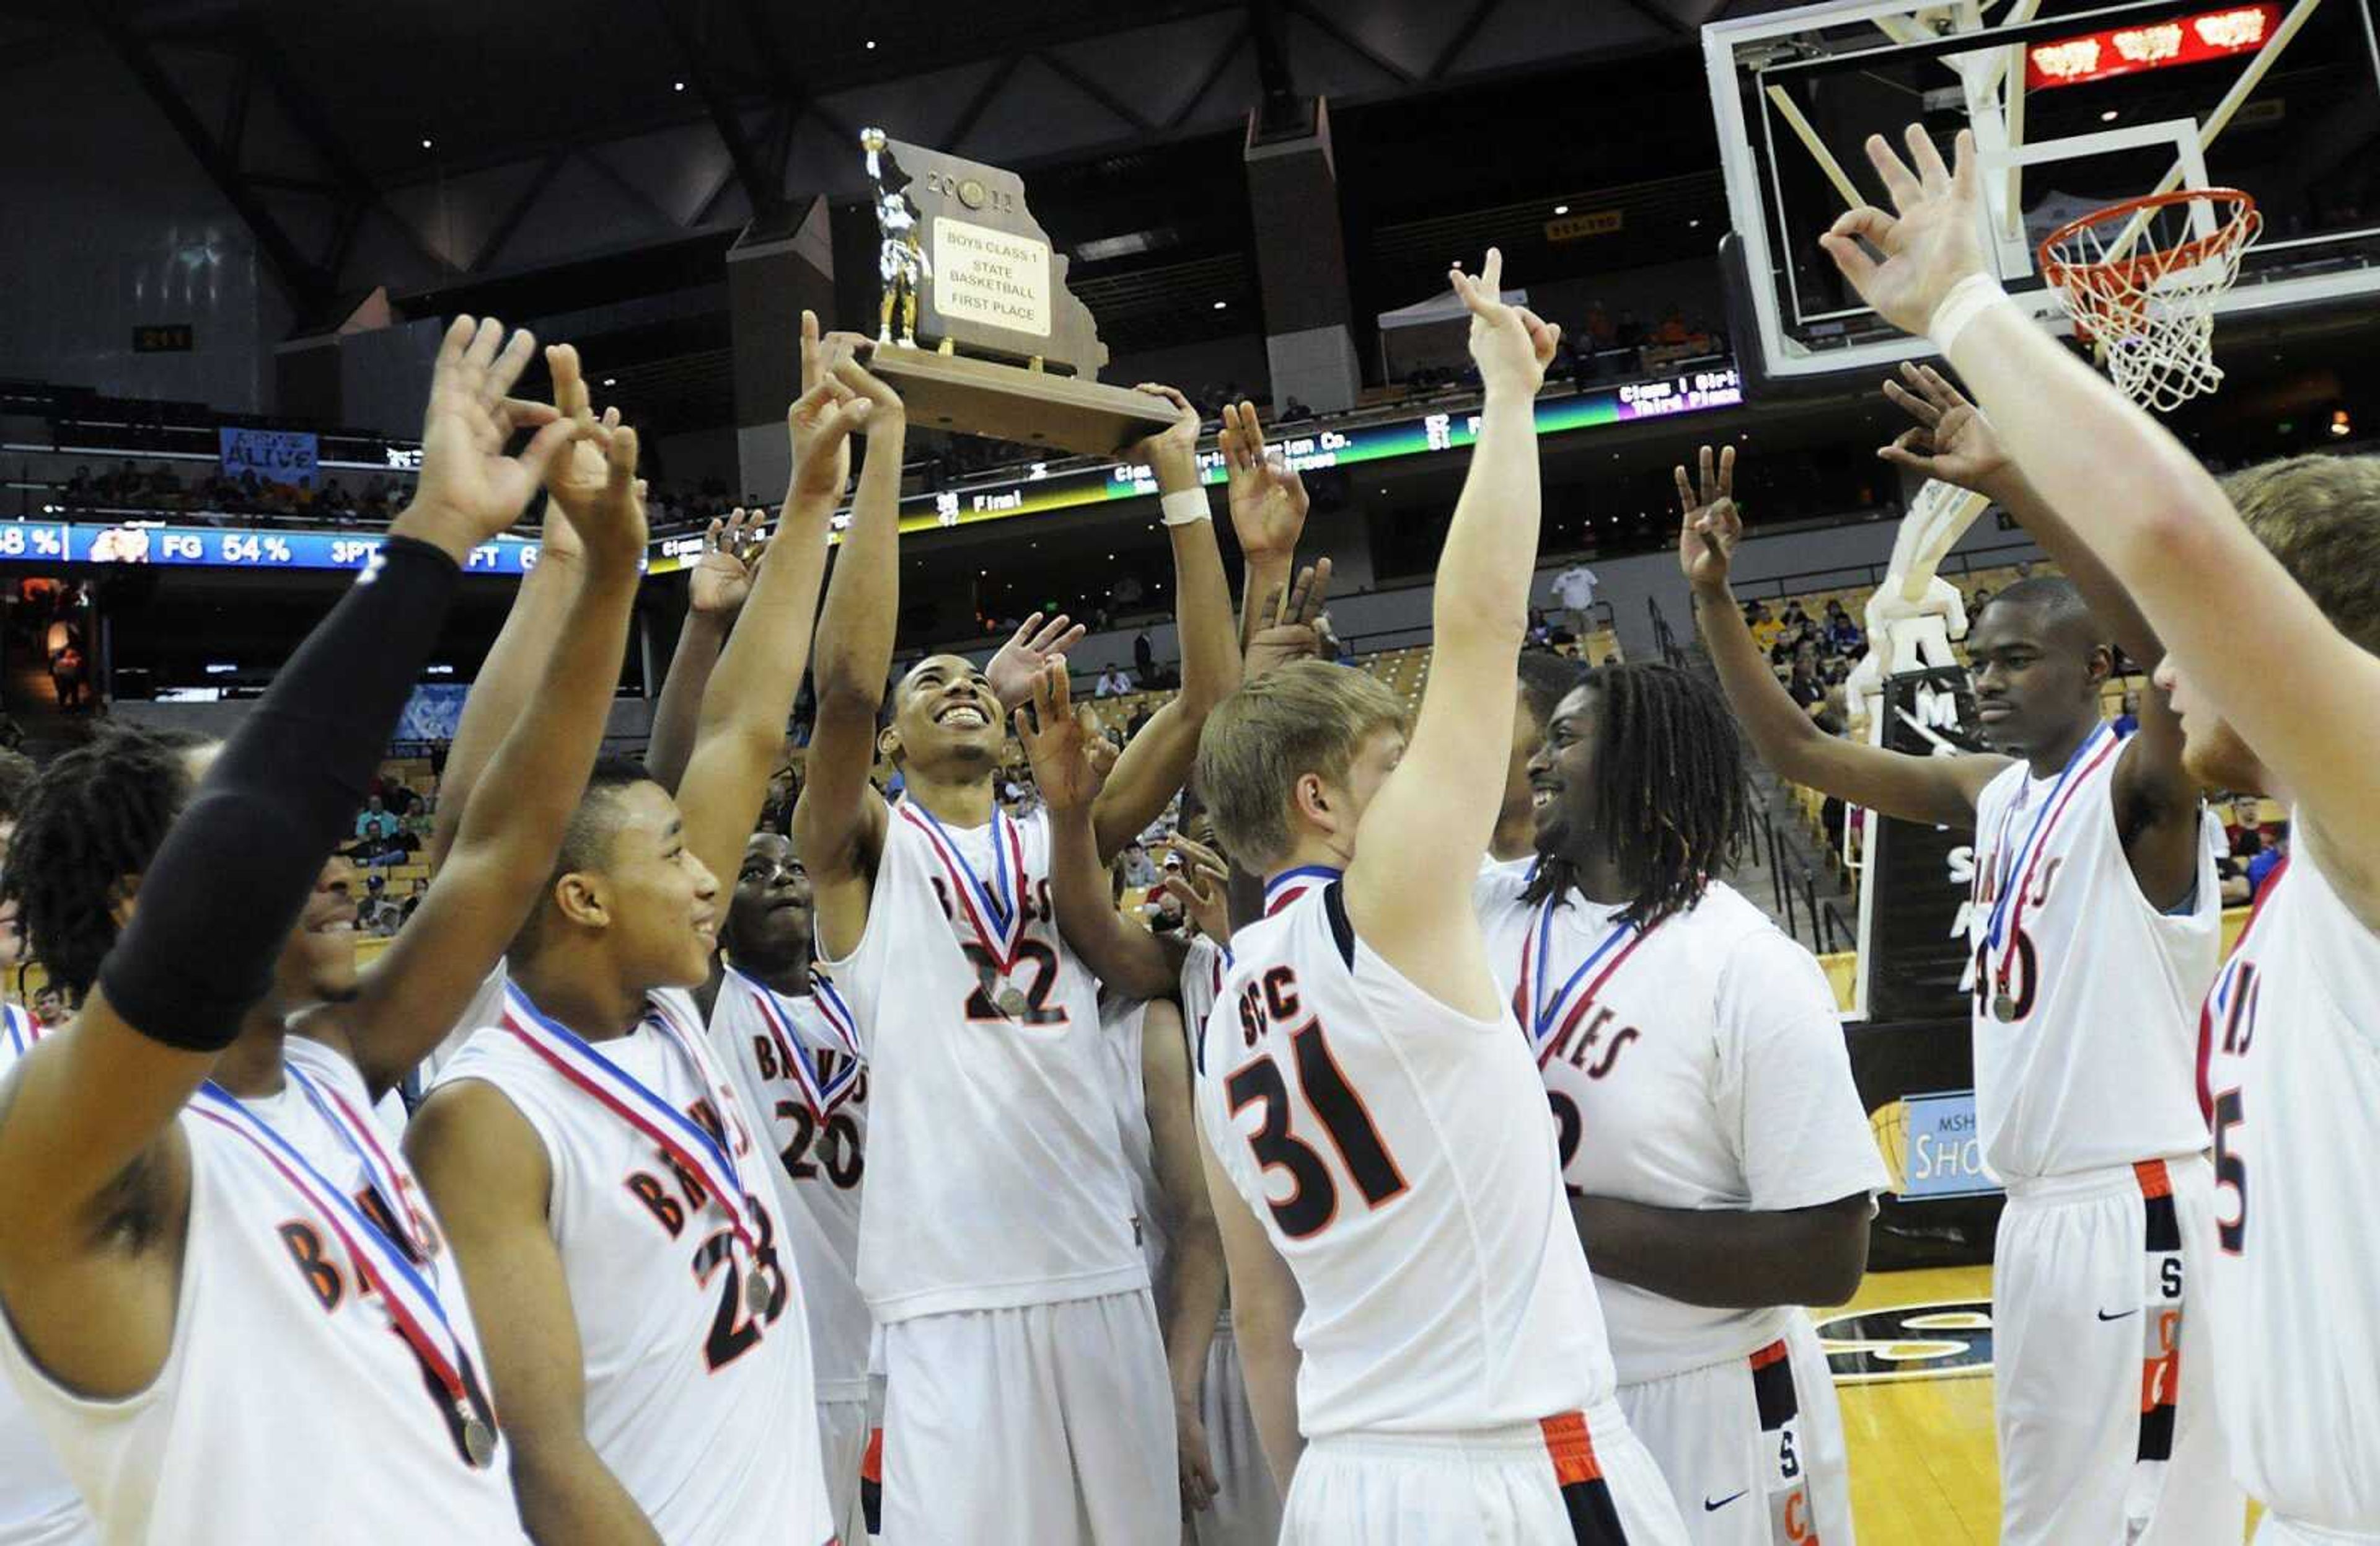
top-left (2225, 793), bottom-right (2274, 857)
top-left (1125, 700), bottom-right (1153, 740)
top-left (358, 873), bottom-right (403, 937)
top-left (1094, 665), bottom-right (1132, 697)
top-left (1824, 599), bottom-right (1863, 656)
top-left (2248, 822), bottom-right (2290, 898)
top-left (1585, 301), bottom-right (1615, 350)
top-left (398, 877), bottom-right (428, 929)
top-left (1787, 647), bottom-right (1827, 716)
top-left (1279, 397), bottom-right (1315, 423)
top-left (2113, 687), bottom-right (2141, 738)
top-left (28, 983), bottom-right (68, 1028)
top-left (1745, 600), bottom-right (1784, 655)
top-left (1527, 609), bottom-right (1554, 647)
top-left (1120, 841), bottom-right (1160, 890)
top-left (1549, 560), bottom-right (1600, 640)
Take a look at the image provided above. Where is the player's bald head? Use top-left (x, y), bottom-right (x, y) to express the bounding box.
top-left (1974, 575), bottom-right (2098, 653)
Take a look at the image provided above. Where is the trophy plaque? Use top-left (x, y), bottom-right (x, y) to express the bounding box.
top-left (859, 130), bottom-right (1177, 457)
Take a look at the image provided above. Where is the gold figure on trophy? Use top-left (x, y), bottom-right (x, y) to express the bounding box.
top-left (862, 128), bottom-right (930, 347)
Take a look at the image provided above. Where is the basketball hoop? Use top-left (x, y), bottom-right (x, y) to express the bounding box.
top-left (2037, 188), bottom-right (2260, 413)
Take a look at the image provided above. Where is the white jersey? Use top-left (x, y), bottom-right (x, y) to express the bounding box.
top-left (0, 1037), bottom-right (524, 1545)
top-left (1101, 997), bottom-right (1171, 1283)
top-left (434, 989), bottom-right (834, 1546)
top-left (1967, 726), bottom-right (2221, 1181)
top-left (0, 1007), bottom-right (95, 1546)
top-left (707, 966), bottom-right (873, 1403)
top-left (821, 800), bottom-right (1148, 1321)
top-left (1195, 878), bottom-right (1613, 1438)
top-left (1181, 934), bottom-right (1228, 1048)
top-left (2203, 833), bottom-right (2380, 1531)
top-left (1476, 873), bottom-right (1889, 1385)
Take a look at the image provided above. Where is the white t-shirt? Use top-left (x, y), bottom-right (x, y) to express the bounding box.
top-left (434, 989), bottom-right (835, 1545)
top-left (1966, 727), bottom-right (2221, 1180)
top-left (1, 1038), bottom-right (525, 1545)
top-left (820, 800), bottom-right (1149, 1321)
top-left (1196, 881), bottom-right (1613, 1438)
top-left (2203, 829), bottom-right (2380, 1531)
top-left (1550, 565), bottom-right (1600, 611)
top-left (1476, 872), bottom-right (1887, 1385)
top-left (707, 967), bottom-right (872, 1404)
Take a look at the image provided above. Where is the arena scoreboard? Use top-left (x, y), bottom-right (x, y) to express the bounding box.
top-left (6, 366), bottom-right (1742, 577)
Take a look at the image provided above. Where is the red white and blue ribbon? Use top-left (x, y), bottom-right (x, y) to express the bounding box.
top-left (500, 984), bottom-right (767, 1263)
top-left (286, 1057), bottom-right (430, 1260)
top-left (1988, 724), bottom-right (2120, 996)
top-left (728, 966), bottom-right (863, 1120)
top-left (1263, 865), bottom-right (1342, 917)
top-left (190, 1080), bottom-right (484, 1441)
top-left (901, 800), bottom-right (1029, 969)
top-left (809, 971), bottom-right (863, 1059)
top-left (2, 1004), bottom-right (38, 1059)
top-left (1515, 895), bottom-right (1650, 1059)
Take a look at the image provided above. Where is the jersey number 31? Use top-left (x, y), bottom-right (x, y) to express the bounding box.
top-left (1225, 1009), bottom-right (1408, 1240)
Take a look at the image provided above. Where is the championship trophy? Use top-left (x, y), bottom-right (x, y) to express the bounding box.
top-left (857, 129), bottom-right (1178, 456)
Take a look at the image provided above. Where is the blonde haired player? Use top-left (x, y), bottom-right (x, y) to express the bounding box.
top-left (1186, 250), bottom-right (1689, 1545)
top-left (1820, 119), bottom-right (2380, 1544)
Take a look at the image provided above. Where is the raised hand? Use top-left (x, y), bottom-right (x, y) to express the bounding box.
top-left (787, 311), bottom-right (866, 501)
top-left (689, 506), bottom-right (766, 616)
top-left (1675, 444), bottom-right (1743, 596)
top-left (1877, 361), bottom-right (2013, 498)
top-left (554, 419), bottom-right (650, 576)
top-left (1220, 400), bottom-right (1308, 566)
top-left (399, 316), bottom-right (581, 560)
top-left (1126, 384), bottom-right (1202, 474)
top-left (1449, 249), bottom-right (1559, 400)
top-left (1245, 559), bottom-right (1335, 682)
top-left (987, 611), bottom-right (1090, 713)
top-left (1818, 126), bottom-right (1989, 337)
top-left (1012, 660), bottom-right (1115, 816)
top-left (1154, 833), bottom-right (1232, 944)
top-left (788, 348), bottom-right (888, 503)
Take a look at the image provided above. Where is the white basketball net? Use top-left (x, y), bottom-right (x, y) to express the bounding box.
top-left (2040, 193), bottom-right (2260, 413)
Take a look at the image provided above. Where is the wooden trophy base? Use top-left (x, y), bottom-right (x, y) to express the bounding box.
top-left (866, 347), bottom-right (1178, 457)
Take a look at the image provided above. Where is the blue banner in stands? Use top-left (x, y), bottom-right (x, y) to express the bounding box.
top-left (397, 684), bottom-right (471, 744)
top-left (218, 426), bottom-right (319, 487)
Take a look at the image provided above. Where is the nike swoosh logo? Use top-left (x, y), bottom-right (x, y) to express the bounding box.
top-left (1704, 1491), bottom-right (1749, 1512)
top-left (2097, 1307), bottom-right (2140, 1321)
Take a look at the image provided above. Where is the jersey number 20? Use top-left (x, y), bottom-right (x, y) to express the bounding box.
top-left (1225, 1023), bottom-right (1408, 1240)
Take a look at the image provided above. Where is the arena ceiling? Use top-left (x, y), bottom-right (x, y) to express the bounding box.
top-left (3, 0), bottom-right (1792, 304)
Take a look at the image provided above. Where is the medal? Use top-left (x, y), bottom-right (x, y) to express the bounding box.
top-left (1515, 894), bottom-right (1643, 1058)
top-left (1981, 725), bottom-right (2118, 1027)
top-left (193, 1079), bottom-right (492, 1470)
top-left (461, 1413), bottom-right (497, 1470)
top-left (903, 801), bottom-right (1037, 1020)
top-left (502, 986), bottom-right (777, 1312)
top-left (744, 1271), bottom-right (772, 1315)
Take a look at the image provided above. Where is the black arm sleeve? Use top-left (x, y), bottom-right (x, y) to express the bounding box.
top-left (100, 537), bottom-right (463, 1049)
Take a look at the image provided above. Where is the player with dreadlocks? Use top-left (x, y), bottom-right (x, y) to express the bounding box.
top-left (1474, 658), bottom-right (1886, 1546)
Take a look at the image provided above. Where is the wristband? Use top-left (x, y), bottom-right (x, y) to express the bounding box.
top-left (1159, 490), bottom-right (1212, 528)
top-left (1926, 273), bottom-right (2012, 356)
